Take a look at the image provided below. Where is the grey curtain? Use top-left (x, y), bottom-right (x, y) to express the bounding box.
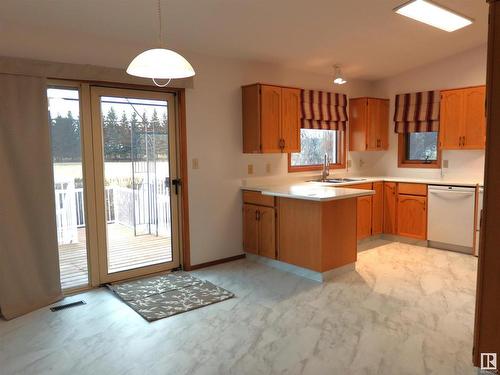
top-left (0, 73), bottom-right (62, 320)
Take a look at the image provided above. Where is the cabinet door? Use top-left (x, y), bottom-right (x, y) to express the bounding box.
top-left (383, 182), bottom-right (397, 234)
top-left (243, 204), bottom-right (259, 254)
top-left (397, 195), bottom-right (427, 240)
top-left (258, 206), bottom-right (276, 259)
top-left (367, 99), bottom-right (388, 150)
top-left (357, 196), bottom-right (373, 240)
top-left (281, 88), bottom-right (301, 153)
top-left (349, 99), bottom-right (367, 151)
top-left (372, 182), bottom-right (384, 235)
top-left (242, 85), bottom-right (261, 153)
top-left (260, 85), bottom-right (282, 153)
top-left (377, 100), bottom-right (389, 150)
top-left (366, 99), bottom-right (379, 150)
top-left (462, 86), bottom-right (486, 150)
top-left (440, 90), bottom-right (464, 150)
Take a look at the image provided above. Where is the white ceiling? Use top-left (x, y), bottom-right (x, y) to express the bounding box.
top-left (0, 0), bottom-right (488, 80)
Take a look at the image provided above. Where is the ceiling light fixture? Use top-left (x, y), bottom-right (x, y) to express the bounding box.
top-left (333, 65), bottom-right (347, 85)
top-left (127, 0), bottom-right (195, 87)
top-left (394, 0), bottom-right (473, 32)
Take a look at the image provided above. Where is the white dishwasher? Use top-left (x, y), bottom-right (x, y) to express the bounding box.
top-left (427, 185), bottom-right (476, 253)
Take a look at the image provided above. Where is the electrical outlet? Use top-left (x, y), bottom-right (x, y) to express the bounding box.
top-left (192, 158), bottom-right (199, 169)
top-left (247, 164), bottom-right (254, 175)
top-left (266, 163), bottom-right (271, 173)
top-left (442, 160), bottom-right (449, 168)
top-left (359, 158), bottom-right (365, 168)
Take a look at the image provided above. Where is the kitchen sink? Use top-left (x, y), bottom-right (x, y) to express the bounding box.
top-left (309, 178), bottom-right (366, 184)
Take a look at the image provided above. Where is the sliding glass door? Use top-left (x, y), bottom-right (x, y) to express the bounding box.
top-left (90, 87), bottom-right (180, 283)
top-left (48, 87), bottom-right (90, 290)
top-left (49, 84), bottom-right (181, 289)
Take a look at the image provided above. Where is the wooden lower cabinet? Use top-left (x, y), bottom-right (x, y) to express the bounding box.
top-left (258, 206), bottom-right (276, 259)
top-left (349, 183), bottom-right (374, 240)
top-left (372, 182), bottom-right (384, 235)
top-left (278, 197), bottom-right (357, 272)
top-left (383, 182), bottom-right (397, 234)
top-left (242, 203), bottom-right (276, 259)
top-left (243, 204), bottom-right (259, 254)
top-left (357, 196), bottom-right (373, 240)
top-left (397, 195), bottom-right (427, 240)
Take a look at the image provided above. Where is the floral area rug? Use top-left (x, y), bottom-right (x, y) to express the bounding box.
top-left (108, 272), bottom-right (234, 321)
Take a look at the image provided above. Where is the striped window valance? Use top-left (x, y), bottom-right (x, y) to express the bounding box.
top-left (300, 90), bottom-right (348, 131)
top-left (394, 90), bottom-right (440, 133)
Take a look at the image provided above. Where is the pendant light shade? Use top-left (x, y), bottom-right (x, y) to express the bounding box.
top-left (127, 48), bottom-right (195, 79)
top-left (126, 0), bottom-right (195, 86)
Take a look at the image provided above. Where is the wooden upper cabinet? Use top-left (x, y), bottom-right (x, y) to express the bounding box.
top-left (242, 84), bottom-right (301, 153)
top-left (440, 86), bottom-right (486, 150)
top-left (349, 98), bottom-right (389, 151)
top-left (383, 182), bottom-right (397, 234)
top-left (440, 89), bottom-right (465, 149)
top-left (372, 182), bottom-right (384, 236)
top-left (349, 98), bottom-right (368, 151)
top-left (281, 88), bottom-right (301, 153)
top-left (397, 195), bottom-right (427, 240)
top-left (462, 86), bottom-right (486, 149)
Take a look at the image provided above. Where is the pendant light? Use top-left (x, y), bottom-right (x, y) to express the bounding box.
top-left (127, 0), bottom-right (195, 87)
top-left (333, 65), bottom-right (347, 85)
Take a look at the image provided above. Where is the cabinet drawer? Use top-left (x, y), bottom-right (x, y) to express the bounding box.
top-left (398, 183), bottom-right (427, 196)
top-left (242, 190), bottom-right (275, 207)
top-left (349, 183), bottom-right (373, 190)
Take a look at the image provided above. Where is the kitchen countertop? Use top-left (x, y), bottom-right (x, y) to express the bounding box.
top-left (244, 183), bottom-right (374, 202)
top-left (241, 176), bottom-right (483, 202)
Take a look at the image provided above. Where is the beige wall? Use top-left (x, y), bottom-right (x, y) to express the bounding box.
top-left (369, 44), bottom-right (487, 181)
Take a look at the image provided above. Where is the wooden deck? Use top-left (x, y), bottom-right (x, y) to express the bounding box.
top-left (59, 224), bottom-right (172, 289)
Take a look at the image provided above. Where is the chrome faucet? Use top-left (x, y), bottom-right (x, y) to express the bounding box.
top-left (321, 153), bottom-right (330, 181)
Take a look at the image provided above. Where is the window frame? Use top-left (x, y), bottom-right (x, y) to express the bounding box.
top-left (398, 132), bottom-right (442, 169)
top-left (288, 129), bottom-right (346, 172)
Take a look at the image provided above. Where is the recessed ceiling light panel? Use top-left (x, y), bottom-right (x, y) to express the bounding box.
top-left (394, 0), bottom-right (473, 32)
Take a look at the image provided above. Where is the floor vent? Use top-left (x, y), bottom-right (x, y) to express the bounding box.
top-left (50, 301), bottom-right (86, 312)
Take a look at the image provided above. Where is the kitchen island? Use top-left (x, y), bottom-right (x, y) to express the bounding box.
top-left (242, 183), bottom-right (374, 281)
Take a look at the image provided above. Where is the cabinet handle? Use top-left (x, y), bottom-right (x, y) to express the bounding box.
top-left (256, 210), bottom-right (261, 221)
top-left (278, 138), bottom-right (285, 150)
top-left (463, 136), bottom-right (466, 147)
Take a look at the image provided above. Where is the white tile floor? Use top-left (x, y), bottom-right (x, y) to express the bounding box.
top-left (0, 241), bottom-right (478, 375)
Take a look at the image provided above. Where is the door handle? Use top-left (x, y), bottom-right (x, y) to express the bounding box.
top-left (171, 178), bottom-right (181, 195)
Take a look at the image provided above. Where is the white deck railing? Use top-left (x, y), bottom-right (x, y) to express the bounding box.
top-left (55, 183), bottom-right (171, 245)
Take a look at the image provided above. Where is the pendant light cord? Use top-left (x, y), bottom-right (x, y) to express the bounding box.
top-left (153, 0), bottom-right (169, 87)
top-left (157, 0), bottom-right (163, 47)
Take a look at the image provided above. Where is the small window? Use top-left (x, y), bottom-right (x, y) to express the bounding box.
top-left (399, 132), bottom-right (441, 168)
top-left (406, 132), bottom-right (438, 161)
top-left (289, 129), bottom-right (344, 172)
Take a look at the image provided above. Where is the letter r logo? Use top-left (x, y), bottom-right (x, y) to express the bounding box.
top-left (481, 353), bottom-right (497, 370)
